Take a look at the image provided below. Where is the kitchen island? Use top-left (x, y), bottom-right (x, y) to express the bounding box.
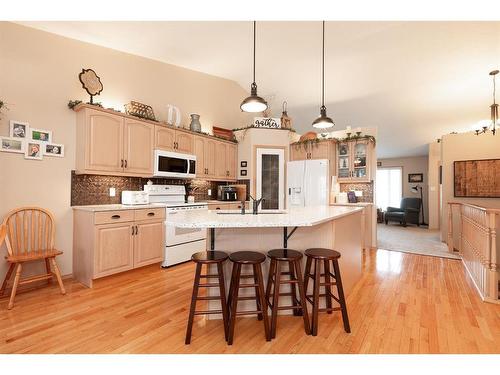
top-left (166, 205), bottom-right (366, 316)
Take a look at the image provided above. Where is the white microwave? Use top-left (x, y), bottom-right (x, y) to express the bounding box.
top-left (153, 150), bottom-right (196, 178)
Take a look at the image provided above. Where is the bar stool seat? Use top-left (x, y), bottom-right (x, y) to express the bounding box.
top-left (304, 248), bottom-right (350, 336)
top-left (185, 251), bottom-right (229, 345)
top-left (266, 249), bottom-right (310, 338)
top-left (227, 251), bottom-right (270, 345)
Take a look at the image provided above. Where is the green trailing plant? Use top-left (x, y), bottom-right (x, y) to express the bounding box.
top-left (0, 99), bottom-right (8, 119)
top-left (68, 100), bottom-right (103, 110)
top-left (232, 125), bottom-right (296, 133)
top-left (291, 134), bottom-right (376, 150)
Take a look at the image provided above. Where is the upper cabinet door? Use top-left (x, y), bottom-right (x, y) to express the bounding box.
top-left (215, 142), bottom-right (228, 179)
top-left (226, 143), bottom-right (237, 180)
top-left (123, 119), bottom-right (154, 175)
top-left (310, 141), bottom-right (330, 160)
top-left (337, 142), bottom-right (351, 181)
top-left (193, 136), bottom-right (205, 178)
top-left (204, 139), bottom-right (217, 178)
top-left (155, 126), bottom-right (175, 152)
top-left (290, 143), bottom-right (309, 161)
top-left (175, 131), bottom-right (194, 154)
top-left (85, 110), bottom-right (124, 172)
top-left (351, 141), bottom-right (370, 181)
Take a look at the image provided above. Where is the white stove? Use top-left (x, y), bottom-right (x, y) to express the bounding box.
top-left (144, 184), bottom-right (207, 267)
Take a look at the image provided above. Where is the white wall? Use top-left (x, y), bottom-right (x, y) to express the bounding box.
top-left (378, 156), bottom-right (429, 223)
top-left (0, 22), bottom-right (250, 280)
top-left (428, 142), bottom-right (441, 229)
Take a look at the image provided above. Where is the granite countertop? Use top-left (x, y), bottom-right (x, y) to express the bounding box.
top-left (330, 202), bottom-right (373, 207)
top-left (203, 200), bottom-right (250, 204)
top-left (72, 203), bottom-right (167, 212)
top-left (165, 205), bottom-right (363, 228)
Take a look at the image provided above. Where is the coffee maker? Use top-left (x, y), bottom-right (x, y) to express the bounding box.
top-left (217, 186), bottom-right (238, 201)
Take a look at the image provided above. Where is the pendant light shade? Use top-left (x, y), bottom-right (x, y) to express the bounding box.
top-left (312, 21), bottom-right (334, 129)
top-left (240, 21), bottom-right (268, 113)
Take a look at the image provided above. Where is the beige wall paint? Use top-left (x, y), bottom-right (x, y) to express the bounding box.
top-left (378, 156), bottom-right (429, 223)
top-left (440, 131), bottom-right (500, 242)
top-left (427, 142), bottom-right (441, 229)
top-left (0, 22), bottom-right (251, 280)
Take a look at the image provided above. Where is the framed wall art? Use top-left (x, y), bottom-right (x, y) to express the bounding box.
top-left (240, 169), bottom-right (247, 177)
top-left (408, 173), bottom-right (423, 183)
top-left (43, 143), bottom-right (65, 157)
top-left (9, 120), bottom-right (30, 139)
top-left (25, 141), bottom-right (43, 160)
top-left (30, 128), bottom-right (52, 143)
top-left (0, 136), bottom-right (25, 154)
top-left (454, 159), bottom-right (500, 198)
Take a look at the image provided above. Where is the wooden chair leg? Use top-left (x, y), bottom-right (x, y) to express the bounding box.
top-left (288, 261), bottom-right (301, 316)
top-left (252, 265), bottom-right (263, 321)
top-left (8, 263), bottom-right (22, 310)
top-left (303, 256), bottom-right (312, 296)
top-left (227, 263), bottom-right (241, 345)
top-left (185, 263), bottom-right (202, 345)
top-left (323, 259), bottom-right (333, 314)
top-left (294, 259), bottom-right (311, 335)
top-left (50, 258), bottom-right (66, 294)
top-left (45, 259), bottom-right (52, 284)
top-left (254, 264), bottom-right (271, 341)
top-left (217, 262), bottom-right (230, 341)
top-left (270, 260), bottom-right (281, 339)
top-left (311, 259), bottom-right (321, 336)
top-left (1, 263), bottom-right (15, 296)
top-left (265, 258), bottom-right (276, 307)
top-left (332, 259), bottom-right (351, 333)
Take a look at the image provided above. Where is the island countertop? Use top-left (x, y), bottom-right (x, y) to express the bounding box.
top-left (165, 205), bottom-right (363, 228)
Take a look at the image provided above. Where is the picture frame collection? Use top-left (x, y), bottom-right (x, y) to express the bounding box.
top-left (1, 120), bottom-right (65, 160)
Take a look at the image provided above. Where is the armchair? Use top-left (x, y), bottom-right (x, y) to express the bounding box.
top-left (384, 198), bottom-right (421, 227)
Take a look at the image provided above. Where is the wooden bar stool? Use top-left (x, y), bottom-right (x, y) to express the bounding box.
top-left (227, 251), bottom-right (270, 345)
top-left (304, 248), bottom-right (350, 336)
top-left (185, 251), bottom-right (229, 345)
top-left (265, 249), bottom-right (310, 338)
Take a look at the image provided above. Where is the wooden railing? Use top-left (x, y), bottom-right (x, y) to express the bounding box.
top-left (448, 202), bottom-right (499, 303)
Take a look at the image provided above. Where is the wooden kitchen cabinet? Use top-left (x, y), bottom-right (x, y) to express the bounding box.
top-left (73, 207), bottom-right (166, 288)
top-left (155, 126), bottom-right (176, 152)
top-left (134, 220), bottom-right (164, 268)
top-left (94, 222), bottom-right (135, 278)
top-left (193, 135), bottom-right (205, 178)
top-left (226, 143), bottom-right (237, 180)
top-left (337, 139), bottom-right (373, 183)
top-left (175, 132), bottom-right (194, 154)
top-left (124, 119), bottom-right (154, 175)
top-left (204, 138), bottom-right (217, 178)
top-left (215, 142), bottom-right (228, 178)
top-left (289, 139), bottom-right (336, 177)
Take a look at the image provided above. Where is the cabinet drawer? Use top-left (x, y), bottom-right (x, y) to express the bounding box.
top-left (134, 208), bottom-right (165, 221)
top-left (94, 210), bottom-right (135, 225)
top-left (207, 203), bottom-right (229, 211)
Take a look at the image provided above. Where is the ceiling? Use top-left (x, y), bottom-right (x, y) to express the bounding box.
top-left (18, 21), bottom-right (500, 158)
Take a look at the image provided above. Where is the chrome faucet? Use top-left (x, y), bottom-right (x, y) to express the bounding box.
top-left (249, 195), bottom-right (265, 215)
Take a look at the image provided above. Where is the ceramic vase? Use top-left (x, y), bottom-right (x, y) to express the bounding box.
top-left (189, 114), bottom-right (202, 133)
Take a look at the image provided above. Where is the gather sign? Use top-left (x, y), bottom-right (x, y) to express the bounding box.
top-left (253, 117), bottom-right (282, 129)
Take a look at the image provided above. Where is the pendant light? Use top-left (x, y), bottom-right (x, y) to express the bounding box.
top-left (240, 21), bottom-right (268, 113)
top-left (476, 70), bottom-right (499, 136)
top-left (312, 21), bottom-right (335, 129)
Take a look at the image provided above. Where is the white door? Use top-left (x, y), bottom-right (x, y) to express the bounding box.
top-left (287, 160), bottom-right (306, 207)
top-left (304, 159), bottom-right (329, 206)
top-left (256, 148), bottom-right (285, 211)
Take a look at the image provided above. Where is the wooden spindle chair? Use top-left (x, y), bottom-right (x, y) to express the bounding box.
top-left (0, 207), bottom-right (66, 309)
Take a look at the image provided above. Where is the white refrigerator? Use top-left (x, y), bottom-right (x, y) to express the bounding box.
top-left (287, 159), bottom-right (329, 207)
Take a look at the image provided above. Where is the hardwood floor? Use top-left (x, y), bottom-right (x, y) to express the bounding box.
top-left (0, 249), bottom-right (499, 354)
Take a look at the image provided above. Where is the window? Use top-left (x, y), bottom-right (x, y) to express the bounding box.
top-left (376, 167), bottom-right (402, 210)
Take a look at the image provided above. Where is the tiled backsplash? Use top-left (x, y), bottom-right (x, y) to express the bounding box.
top-left (340, 182), bottom-right (373, 203)
top-left (71, 171), bottom-right (250, 206)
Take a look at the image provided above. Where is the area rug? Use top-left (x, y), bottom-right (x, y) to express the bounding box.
top-left (377, 223), bottom-right (461, 259)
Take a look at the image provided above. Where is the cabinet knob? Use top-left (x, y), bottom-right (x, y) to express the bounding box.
top-left (121, 159), bottom-right (124, 168)
top-left (111, 214), bottom-right (121, 219)
top-left (124, 160), bottom-right (128, 168)
top-left (147, 212), bottom-right (155, 217)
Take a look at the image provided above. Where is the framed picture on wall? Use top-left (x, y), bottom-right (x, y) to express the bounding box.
top-left (240, 161), bottom-right (247, 168)
top-left (30, 128), bottom-right (52, 143)
top-left (408, 173), bottom-right (423, 183)
top-left (0, 136), bottom-right (25, 154)
top-left (25, 141), bottom-right (43, 160)
top-left (9, 120), bottom-right (30, 139)
top-left (240, 169), bottom-right (247, 176)
top-left (43, 143), bottom-right (65, 157)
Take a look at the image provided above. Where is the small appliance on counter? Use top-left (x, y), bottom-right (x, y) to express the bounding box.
top-left (121, 191), bottom-right (149, 205)
top-left (217, 186), bottom-right (238, 201)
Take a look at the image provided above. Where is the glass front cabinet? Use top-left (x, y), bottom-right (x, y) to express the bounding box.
top-left (337, 139), bottom-right (372, 182)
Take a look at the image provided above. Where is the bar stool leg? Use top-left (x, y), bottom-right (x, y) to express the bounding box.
top-left (265, 258), bottom-right (276, 305)
top-left (227, 261), bottom-right (238, 321)
top-left (332, 259), bottom-right (351, 333)
top-left (185, 263), bottom-right (202, 345)
top-left (311, 259), bottom-right (321, 336)
top-left (294, 259), bottom-right (311, 335)
top-left (303, 256), bottom-right (312, 296)
top-left (288, 261), bottom-right (301, 316)
top-left (323, 259), bottom-right (333, 314)
top-left (253, 265), bottom-right (263, 321)
top-left (254, 263), bottom-right (271, 341)
top-left (217, 262), bottom-right (230, 341)
top-left (227, 263), bottom-right (242, 345)
top-left (270, 260), bottom-right (281, 339)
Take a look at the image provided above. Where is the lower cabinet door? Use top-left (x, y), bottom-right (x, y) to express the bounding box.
top-left (134, 220), bottom-right (165, 268)
top-left (94, 223), bottom-right (134, 278)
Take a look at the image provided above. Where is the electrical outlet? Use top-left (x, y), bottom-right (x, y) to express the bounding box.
top-left (208, 189), bottom-right (212, 196)
top-left (109, 187), bottom-right (116, 197)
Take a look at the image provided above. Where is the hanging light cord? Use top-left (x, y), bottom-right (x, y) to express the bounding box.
top-left (321, 20), bottom-right (325, 109)
top-left (493, 73), bottom-right (496, 105)
top-left (253, 20), bottom-right (256, 85)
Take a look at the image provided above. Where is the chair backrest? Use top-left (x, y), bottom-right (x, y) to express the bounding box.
top-left (1, 207), bottom-right (56, 256)
top-left (401, 197), bottom-right (421, 211)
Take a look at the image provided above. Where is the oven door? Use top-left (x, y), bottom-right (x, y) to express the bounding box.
top-left (154, 150), bottom-right (195, 178)
top-left (166, 211), bottom-right (207, 246)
